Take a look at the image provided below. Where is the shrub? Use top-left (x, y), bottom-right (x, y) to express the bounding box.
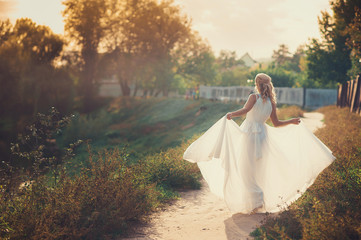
top-left (0, 148), bottom-right (159, 239)
top-left (142, 139), bottom-right (202, 191)
top-left (0, 106), bottom-right (202, 239)
top-left (59, 109), bottom-right (112, 146)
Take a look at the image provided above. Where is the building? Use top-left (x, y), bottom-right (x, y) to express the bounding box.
top-left (240, 53), bottom-right (257, 68)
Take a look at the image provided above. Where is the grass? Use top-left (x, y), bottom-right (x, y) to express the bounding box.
top-left (0, 97), bottom-right (306, 239)
top-left (251, 106), bottom-right (361, 240)
top-left (58, 97), bottom-right (244, 165)
top-left (0, 139), bottom-right (201, 239)
top-left (60, 97), bottom-right (302, 161)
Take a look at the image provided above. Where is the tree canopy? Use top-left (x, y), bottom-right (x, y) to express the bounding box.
top-left (306, 0), bottom-right (361, 86)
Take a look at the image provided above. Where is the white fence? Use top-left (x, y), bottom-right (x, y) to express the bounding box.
top-left (200, 85), bottom-right (337, 108)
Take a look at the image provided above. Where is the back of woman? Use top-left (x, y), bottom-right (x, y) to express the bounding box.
top-left (183, 73), bottom-right (335, 214)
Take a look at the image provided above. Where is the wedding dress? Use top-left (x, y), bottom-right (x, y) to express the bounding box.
top-left (183, 94), bottom-right (335, 214)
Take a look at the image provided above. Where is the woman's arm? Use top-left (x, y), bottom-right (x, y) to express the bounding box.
top-left (226, 94), bottom-right (257, 120)
top-left (270, 102), bottom-right (300, 127)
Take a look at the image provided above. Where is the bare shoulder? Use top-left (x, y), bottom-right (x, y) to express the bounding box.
top-left (248, 93), bottom-right (257, 101)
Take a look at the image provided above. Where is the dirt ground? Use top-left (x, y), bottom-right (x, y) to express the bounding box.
top-left (122, 112), bottom-right (325, 240)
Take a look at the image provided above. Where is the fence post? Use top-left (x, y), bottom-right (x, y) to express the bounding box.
top-left (350, 75), bottom-right (360, 113)
top-left (347, 80), bottom-right (352, 107)
top-left (342, 83), bottom-right (348, 107)
top-left (337, 84), bottom-right (342, 107)
top-left (302, 87), bottom-right (306, 108)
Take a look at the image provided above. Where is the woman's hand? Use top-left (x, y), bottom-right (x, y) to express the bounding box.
top-left (226, 112), bottom-right (233, 120)
top-left (291, 118), bottom-right (301, 125)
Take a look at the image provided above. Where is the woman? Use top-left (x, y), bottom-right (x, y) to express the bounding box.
top-left (183, 73), bottom-right (335, 214)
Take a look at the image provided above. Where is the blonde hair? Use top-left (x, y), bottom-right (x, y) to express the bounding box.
top-left (254, 73), bottom-right (277, 104)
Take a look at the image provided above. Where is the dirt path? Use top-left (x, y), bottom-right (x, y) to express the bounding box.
top-left (123, 112), bottom-right (325, 240)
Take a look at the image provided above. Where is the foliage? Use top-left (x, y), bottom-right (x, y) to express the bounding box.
top-left (272, 44), bottom-right (292, 67)
top-left (250, 44), bottom-right (310, 88)
top-left (0, 107), bottom-right (82, 197)
top-left (346, 7), bottom-right (361, 77)
top-left (306, 0), bottom-right (361, 85)
top-left (306, 38), bottom-right (350, 88)
top-left (0, 18), bottom-right (67, 116)
top-left (63, 0), bottom-right (112, 112)
top-left (60, 97), bottom-right (244, 164)
top-left (142, 139), bottom-right (202, 191)
top-left (0, 108), bottom-right (201, 239)
top-left (97, 0), bottom-right (192, 97)
top-left (0, 148), bottom-right (158, 239)
top-left (249, 66), bottom-right (297, 88)
top-left (59, 109), bottom-right (112, 146)
top-left (217, 50), bottom-right (245, 70)
top-left (176, 33), bottom-right (217, 87)
top-left (276, 105), bottom-right (304, 119)
top-left (252, 106), bottom-right (361, 239)
top-left (0, 18), bottom-right (74, 163)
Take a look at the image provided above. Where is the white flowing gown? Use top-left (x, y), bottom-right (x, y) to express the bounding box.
top-left (183, 94), bottom-right (335, 214)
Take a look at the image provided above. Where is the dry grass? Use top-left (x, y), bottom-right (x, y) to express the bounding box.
top-left (0, 139), bottom-right (201, 239)
top-left (252, 106), bottom-right (361, 240)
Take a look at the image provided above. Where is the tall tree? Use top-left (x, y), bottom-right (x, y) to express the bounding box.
top-left (306, 0), bottom-right (361, 86)
top-left (175, 33), bottom-right (216, 87)
top-left (63, 0), bottom-right (111, 112)
top-left (102, 0), bottom-right (191, 97)
top-left (0, 18), bottom-right (71, 161)
top-left (345, 6), bottom-right (361, 77)
top-left (272, 44), bottom-right (292, 67)
top-left (217, 50), bottom-right (244, 70)
top-left (0, 18), bottom-right (64, 116)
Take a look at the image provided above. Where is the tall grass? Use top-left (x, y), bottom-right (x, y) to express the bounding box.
top-left (251, 106), bottom-right (361, 240)
top-left (0, 141), bottom-right (201, 239)
top-left (0, 103), bottom-right (201, 239)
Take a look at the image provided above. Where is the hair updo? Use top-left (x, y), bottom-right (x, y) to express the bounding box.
top-left (254, 73), bottom-right (277, 104)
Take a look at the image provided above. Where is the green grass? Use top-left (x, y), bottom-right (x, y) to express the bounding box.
top-left (59, 97), bottom-right (244, 164)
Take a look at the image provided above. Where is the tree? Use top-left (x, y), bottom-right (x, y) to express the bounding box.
top-left (272, 44), bottom-right (292, 67)
top-left (345, 7), bottom-right (361, 77)
top-left (63, 0), bottom-right (111, 112)
top-left (213, 50), bottom-right (249, 86)
top-left (217, 50), bottom-right (244, 70)
top-left (285, 45), bottom-right (306, 73)
top-left (248, 67), bottom-right (296, 88)
top-left (0, 18), bottom-right (65, 116)
top-left (306, 0), bottom-right (361, 86)
top-left (100, 0), bottom-right (191, 97)
top-left (0, 18), bottom-right (72, 162)
top-left (176, 33), bottom-right (217, 87)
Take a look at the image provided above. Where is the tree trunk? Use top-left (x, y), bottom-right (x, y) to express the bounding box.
top-left (81, 70), bottom-right (96, 113)
top-left (162, 88), bottom-right (168, 97)
top-left (133, 83), bottom-right (138, 97)
top-left (81, 49), bottom-right (98, 113)
top-left (120, 79), bottom-right (131, 96)
top-left (154, 89), bottom-right (162, 97)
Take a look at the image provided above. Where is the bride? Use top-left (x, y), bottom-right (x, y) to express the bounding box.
top-left (183, 73), bottom-right (335, 214)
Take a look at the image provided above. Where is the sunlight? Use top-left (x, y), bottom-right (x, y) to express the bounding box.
top-left (7, 0), bottom-right (64, 34)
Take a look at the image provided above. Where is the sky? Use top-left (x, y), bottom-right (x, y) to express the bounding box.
top-left (2, 0), bottom-right (332, 60)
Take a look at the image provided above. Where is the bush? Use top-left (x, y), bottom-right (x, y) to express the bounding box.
top-left (1, 107), bottom-right (202, 239)
top-left (59, 109), bottom-right (112, 146)
top-left (0, 148), bottom-right (159, 239)
top-left (252, 106), bottom-right (361, 240)
top-left (142, 139), bottom-right (202, 191)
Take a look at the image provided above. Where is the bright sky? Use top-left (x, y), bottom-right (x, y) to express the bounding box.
top-left (2, 0), bottom-right (331, 59)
